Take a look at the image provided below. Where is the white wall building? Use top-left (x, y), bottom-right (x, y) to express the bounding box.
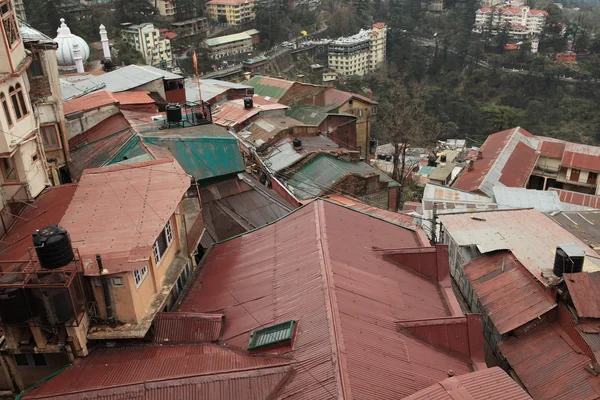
top-left (474, 6), bottom-right (548, 37)
top-left (121, 22), bottom-right (173, 69)
top-left (328, 23), bottom-right (387, 76)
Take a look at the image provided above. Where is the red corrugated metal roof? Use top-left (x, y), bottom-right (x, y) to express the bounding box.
top-left (178, 200), bottom-right (476, 399)
top-left (63, 90), bottom-right (118, 115)
top-left (153, 312), bottom-right (223, 343)
top-left (24, 343), bottom-right (292, 399)
top-left (538, 138), bottom-right (566, 158)
top-left (69, 113), bottom-right (132, 150)
top-left (561, 142), bottom-right (600, 172)
top-left (551, 188), bottom-right (600, 209)
top-left (323, 87), bottom-right (376, 110)
top-left (453, 127), bottom-right (536, 194)
top-left (498, 141), bottom-right (538, 187)
top-left (112, 91), bottom-right (155, 105)
top-left (464, 251), bottom-right (556, 334)
top-left (0, 185), bottom-right (78, 262)
top-left (324, 194), bottom-right (417, 228)
top-left (212, 96), bottom-right (288, 129)
top-left (402, 367), bottom-right (532, 400)
top-left (564, 272), bottom-right (600, 318)
top-left (60, 158), bottom-right (191, 275)
top-left (498, 321), bottom-right (600, 400)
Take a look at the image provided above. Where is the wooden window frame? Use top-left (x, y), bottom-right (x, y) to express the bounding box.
top-left (1, 92), bottom-right (12, 127)
top-left (9, 84), bottom-right (28, 122)
top-left (0, 1), bottom-right (20, 49)
top-left (0, 156), bottom-right (18, 182)
top-left (153, 219), bottom-right (174, 266)
top-left (133, 265), bottom-right (148, 289)
top-left (40, 124), bottom-right (60, 150)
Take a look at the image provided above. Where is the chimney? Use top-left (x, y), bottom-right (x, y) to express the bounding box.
top-left (477, 150), bottom-right (483, 160)
top-left (388, 186), bottom-right (399, 212)
top-left (99, 24), bottom-right (111, 60)
top-left (467, 160), bottom-right (475, 171)
top-left (72, 43), bottom-right (84, 73)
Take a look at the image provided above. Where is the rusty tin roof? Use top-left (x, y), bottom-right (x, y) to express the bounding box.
top-left (63, 90), bottom-right (118, 115)
top-left (177, 200), bottom-right (479, 399)
top-left (564, 272), bottom-right (600, 319)
top-left (60, 158), bottom-right (191, 275)
top-left (152, 312), bottom-right (224, 343)
top-left (464, 251), bottom-right (556, 334)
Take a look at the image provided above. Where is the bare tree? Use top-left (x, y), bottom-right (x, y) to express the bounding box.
top-left (377, 81), bottom-right (441, 207)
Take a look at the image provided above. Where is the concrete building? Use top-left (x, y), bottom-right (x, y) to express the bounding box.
top-left (120, 22), bottom-right (173, 69)
top-left (474, 6), bottom-right (548, 37)
top-left (154, 0), bottom-right (176, 16)
top-left (328, 22), bottom-right (387, 76)
top-left (204, 30), bottom-right (258, 59)
top-left (206, 0), bottom-right (256, 26)
top-left (170, 16), bottom-right (209, 37)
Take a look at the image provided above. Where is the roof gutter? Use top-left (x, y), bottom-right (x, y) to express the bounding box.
top-left (15, 363), bottom-right (71, 400)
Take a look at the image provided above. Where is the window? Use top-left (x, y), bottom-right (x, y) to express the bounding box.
top-left (133, 265), bottom-right (148, 288)
top-left (1, 1), bottom-right (19, 47)
top-left (153, 219), bottom-right (174, 266)
top-left (112, 277), bottom-right (124, 286)
top-left (248, 320), bottom-right (296, 350)
top-left (14, 353), bottom-right (47, 367)
top-left (40, 125), bottom-right (60, 149)
top-left (29, 54), bottom-right (44, 77)
top-left (9, 84), bottom-right (28, 120)
top-left (589, 172), bottom-right (598, 185)
top-left (1, 92), bottom-right (11, 127)
top-left (0, 157), bottom-right (17, 181)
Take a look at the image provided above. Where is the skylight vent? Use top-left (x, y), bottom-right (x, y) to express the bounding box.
top-left (248, 320), bottom-right (295, 350)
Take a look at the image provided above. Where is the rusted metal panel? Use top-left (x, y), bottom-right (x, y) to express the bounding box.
top-left (153, 312), bottom-right (223, 343)
top-left (498, 321), bottom-right (600, 400)
top-left (564, 272), bottom-right (600, 318)
top-left (325, 194), bottom-right (417, 228)
top-left (403, 367), bottom-right (532, 400)
top-left (24, 344), bottom-right (292, 399)
top-left (398, 317), bottom-right (471, 360)
top-left (464, 251), bottom-right (556, 334)
top-left (551, 188), bottom-right (600, 209)
top-left (498, 141), bottom-right (539, 188)
top-left (63, 90), bottom-right (118, 115)
top-left (557, 303), bottom-right (596, 362)
top-left (561, 142), bottom-right (600, 171)
top-left (177, 200), bottom-right (476, 399)
top-left (60, 158), bottom-right (191, 275)
top-left (539, 139), bottom-right (566, 159)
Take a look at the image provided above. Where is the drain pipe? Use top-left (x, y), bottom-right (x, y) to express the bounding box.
top-left (96, 254), bottom-right (115, 323)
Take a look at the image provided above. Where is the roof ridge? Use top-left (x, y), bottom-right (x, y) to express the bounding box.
top-left (314, 200), bottom-right (352, 399)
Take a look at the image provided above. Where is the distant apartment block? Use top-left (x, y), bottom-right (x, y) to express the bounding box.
top-left (328, 23), bottom-right (387, 76)
top-left (474, 6), bottom-right (548, 37)
top-left (120, 22), bottom-right (173, 69)
top-left (206, 0), bottom-right (255, 25)
top-left (204, 29), bottom-right (259, 59)
top-left (154, 0), bottom-right (176, 16)
top-left (170, 16), bottom-right (209, 37)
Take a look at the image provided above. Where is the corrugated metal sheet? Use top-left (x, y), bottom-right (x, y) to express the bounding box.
top-left (91, 65), bottom-right (181, 93)
top-left (244, 75), bottom-right (294, 101)
top-left (498, 322), bottom-right (600, 400)
top-left (0, 185), bottom-right (78, 261)
top-left (564, 272), bottom-right (600, 318)
top-left (24, 344), bottom-right (292, 399)
top-left (112, 91), bottom-right (156, 109)
top-left (551, 188), bottom-right (600, 209)
top-left (549, 211), bottom-right (600, 249)
top-left (63, 90), bottom-right (117, 115)
top-left (323, 88), bottom-right (376, 111)
top-left (286, 153), bottom-right (398, 200)
top-left (452, 127), bottom-right (537, 196)
top-left (493, 187), bottom-right (566, 212)
top-left (464, 252), bottom-right (556, 334)
top-left (557, 303), bottom-right (597, 362)
top-left (178, 200), bottom-right (475, 399)
top-left (60, 158), bottom-right (190, 275)
top-left (325, 194), bottom-right (417, 228)
top-left (562, 142), bottom-right (600, 171)
top-left (538, 138), bottom-right (566, 158)
top-left (261, 137), bottom-right (304, 172)
top-left (286, 104), bottom-right (330, 126)
top-left (402, 367), bottom-right (532, 400)
top-left (20, 20), bottom-right (55, 44)
top-left (439, 209), bottom-right (600, 285)
top-left (153, 312), bottom-right (223, 343)
top-left (212, 96), bottom-right (288, 129)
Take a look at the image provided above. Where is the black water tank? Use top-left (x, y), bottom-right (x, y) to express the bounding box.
top-left (0, 274), bottom-right (33, 324)
top-left (32, 225), bottom-right (74, 270)
top-left (377, 153), bottom-right (385, 160)
top-left (553, 244), bottom-right (585, 277)
top-left (244, 97), bottom-right (253, 109)
top-left (293, 138), bottom-right (302, 148)
top-left (440, 154), bottom-right (447, 162)
top-left (369, 138), bottom-right (376, 153)
top-left (166, 104), bottom-right (182, 122)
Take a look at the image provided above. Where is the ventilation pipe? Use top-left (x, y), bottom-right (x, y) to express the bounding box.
top-left (72, 43), bottom-right (84, 73)
top-left (467, 160), bottom-right (475, 171)
top-left (99, 24), bottom-right (111, 60)
top-left (96, 254), bottom-right (115, 323)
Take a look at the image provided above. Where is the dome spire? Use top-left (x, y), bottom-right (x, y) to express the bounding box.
top-left (53, 17), bottom-right (90, 71)
top-left (56, 18), bottom-right (73, 38)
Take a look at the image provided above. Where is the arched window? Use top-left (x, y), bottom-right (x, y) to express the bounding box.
top-left (0, 93), bottom-right (12, 127)
top-left (9, 84), bottom-right (27, 120)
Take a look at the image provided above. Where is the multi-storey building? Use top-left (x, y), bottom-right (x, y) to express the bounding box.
top-left (204, 29), bottom-right (258, 59)
top-left (120, 22), bottom-right (173, 69)
top-left (206, 0), bottom-right (256, 26)
top-left (328, 23), bottom-right (387, 76)
top-left (474, 6), bottom-right (548, 37)
top-left (154, 0), bottom-right (176, 16)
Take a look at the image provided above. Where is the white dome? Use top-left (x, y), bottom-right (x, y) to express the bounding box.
top-left (53, 18), bottom-right (90, 70)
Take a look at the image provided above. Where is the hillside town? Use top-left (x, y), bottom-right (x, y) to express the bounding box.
top-left (0, 0), bottom-right (600, 398)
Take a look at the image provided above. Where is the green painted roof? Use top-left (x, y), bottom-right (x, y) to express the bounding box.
top-left (243, 75), bottom-right (294, 100)
top-left (285, 105), bottom-right (329, 126)
top-left (286, 154), bottom-right (399, 200)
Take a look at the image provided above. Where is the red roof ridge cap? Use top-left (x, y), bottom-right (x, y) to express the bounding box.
top-left (314, 200), bottom-right (353, 399)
